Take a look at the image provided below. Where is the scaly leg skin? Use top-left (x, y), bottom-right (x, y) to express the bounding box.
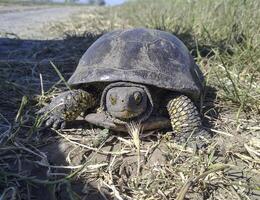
top-left (38, 89), bottom-right (96, 129)
top-left (167, 95), bottom-right (210, 149)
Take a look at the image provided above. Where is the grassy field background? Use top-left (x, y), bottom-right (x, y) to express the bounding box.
top-left (0, 0), bottom-right (259, 199)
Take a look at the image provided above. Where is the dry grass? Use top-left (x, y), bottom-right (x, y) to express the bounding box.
top-left (0, 0), bottom-right (259, 199)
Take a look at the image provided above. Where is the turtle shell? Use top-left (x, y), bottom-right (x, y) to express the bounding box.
top-left (68, 28), bottom-right (204, 100)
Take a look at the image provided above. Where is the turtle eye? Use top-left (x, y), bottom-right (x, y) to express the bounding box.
top-left (110, 95), bottom-right (117, 105)
top-left (133, 91), bottom-right (142, 105)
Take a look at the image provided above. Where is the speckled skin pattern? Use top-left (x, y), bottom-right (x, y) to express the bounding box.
top-left (38, 89), bottom-right (96, 129)
top-left (167, 95), bottom-right (201, 134)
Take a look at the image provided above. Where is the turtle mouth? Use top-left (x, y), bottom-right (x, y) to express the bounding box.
top-left (110, 109), bottom-right (140, 119)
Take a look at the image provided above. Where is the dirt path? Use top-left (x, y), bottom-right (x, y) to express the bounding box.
top-left (0, 5), bottom-right (84, 39)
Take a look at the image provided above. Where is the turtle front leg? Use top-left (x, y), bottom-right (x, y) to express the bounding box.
top-left (38, 89), bottom-right (96, 129)
top-left (166, 95), bottom-right (208, 147)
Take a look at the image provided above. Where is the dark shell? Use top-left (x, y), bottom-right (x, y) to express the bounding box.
top-left (68, 28), bottom-right (204, 100)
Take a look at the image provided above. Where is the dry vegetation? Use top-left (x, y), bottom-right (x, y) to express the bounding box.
top-left (0, 0), bottom-right (259, 199)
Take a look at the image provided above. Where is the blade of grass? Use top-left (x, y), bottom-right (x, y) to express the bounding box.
top-left (50, 61), bottom-right (71, 90)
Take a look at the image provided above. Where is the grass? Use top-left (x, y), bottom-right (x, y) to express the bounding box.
top-left (0, 0), bottom-right (259, 199)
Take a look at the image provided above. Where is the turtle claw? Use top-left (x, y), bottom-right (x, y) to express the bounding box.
top-left (195, 136), bottom-right (210, 149)
top-left (45, 117), bottom-right (55, 127)
top-left (37, 90), bottom-right (96, 130)
top-left (173, 128), bottom-right (211, 152)
top-left (189, 136), bottom-right (209, 154)
top-left (52, 119), bottom-right (63, 129)
top-left (45, 116), bottom-right (65, 130)
top-left (60, 122), bottom-right (66, 130)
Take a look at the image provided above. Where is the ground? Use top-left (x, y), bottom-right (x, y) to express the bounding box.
top-left (0, 1), bottom-right (259, 200)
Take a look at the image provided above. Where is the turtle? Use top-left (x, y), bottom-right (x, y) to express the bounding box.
top-left (38, 28), bottom-right (208, 144)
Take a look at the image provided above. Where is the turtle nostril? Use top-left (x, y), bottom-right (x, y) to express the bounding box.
top-left (121, 100), bottom-right (124, 103)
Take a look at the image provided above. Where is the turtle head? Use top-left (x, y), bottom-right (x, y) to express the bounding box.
top-left (105, 86), bottom-right (148, 120)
